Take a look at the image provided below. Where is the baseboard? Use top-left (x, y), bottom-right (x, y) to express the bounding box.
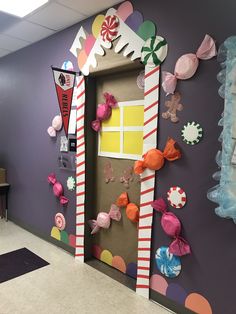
top-left (8, 216), bottom-right (75, 255)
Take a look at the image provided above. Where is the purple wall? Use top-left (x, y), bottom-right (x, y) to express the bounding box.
top-left (0, 0), bottom-right (235, 313)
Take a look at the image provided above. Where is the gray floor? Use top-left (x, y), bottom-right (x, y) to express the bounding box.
top-left (0, 220), bottom-right (172, 314)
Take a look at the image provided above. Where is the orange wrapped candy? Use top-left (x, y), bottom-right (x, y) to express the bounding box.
top-left (116, 192), bottom-right (129, 207)
top-left (134, 137), bottom-right (181, 175)
top-left (126, 203), bottom-right (139, 223)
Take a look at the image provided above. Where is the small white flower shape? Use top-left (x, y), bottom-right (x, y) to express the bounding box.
top-left (67, 176), bottom-right (76, 191)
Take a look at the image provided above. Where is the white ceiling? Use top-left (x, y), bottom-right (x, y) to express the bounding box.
top-left (0, 0), bottom-right (122, 58)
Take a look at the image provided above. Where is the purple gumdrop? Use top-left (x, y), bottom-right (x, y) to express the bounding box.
top-left (125, 11), bottom-right (143, 33)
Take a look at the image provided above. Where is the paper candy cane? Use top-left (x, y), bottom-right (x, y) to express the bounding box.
top-left (151, 198), bottom-right (191, 256)
top-left (162, 34), bottom-right (217, 94)
top-left (47, 173), bottom-right (69, 205)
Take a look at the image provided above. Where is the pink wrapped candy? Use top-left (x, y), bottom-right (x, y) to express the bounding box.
top-left (151, 198), bottom-right (191, 256)
top-left (48, 173), bottom-right (69, 206)
top-left (162, 34), bottom-right (217, 94)
top-left (88, 204), bottom-right (121, 234)
top-left (91, 92), bottom-right (118, 132)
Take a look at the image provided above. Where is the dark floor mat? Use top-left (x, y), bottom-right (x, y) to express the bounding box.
top-left (0, 248), bottom-right (49, 283)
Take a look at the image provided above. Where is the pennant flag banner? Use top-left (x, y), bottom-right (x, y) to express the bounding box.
top-left (52, 67), bottom-right (76, 137)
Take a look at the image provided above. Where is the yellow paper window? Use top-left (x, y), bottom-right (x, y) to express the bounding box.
top-left (123, 131), bottom-right (143, 155)
top-left (102, 108), bottom-right (120, 127)
top-left (123, 106), bottom-right (144, 127)
top-left (100, 131), bottom-right (120, 153)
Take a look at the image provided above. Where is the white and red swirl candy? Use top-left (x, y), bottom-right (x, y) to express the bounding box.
top-left (100, 15), bottom-right (119, 42)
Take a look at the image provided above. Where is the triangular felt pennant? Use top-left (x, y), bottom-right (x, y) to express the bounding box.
top-left (52, 67), bottom-right (76, 137)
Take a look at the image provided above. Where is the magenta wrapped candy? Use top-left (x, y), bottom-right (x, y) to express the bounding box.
top-left (91, 92), bottom-right (118, 132)
top-left (47, 173), bottom-right (69, 206)
top-left (162, 34), bottom-right (217, 94)
top-left (151, 198), bottom-right (191, 256)
top-left (88, 204), bottom-right (121, 234)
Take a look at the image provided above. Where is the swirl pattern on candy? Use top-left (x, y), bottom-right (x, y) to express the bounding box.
top-left (152, 198), bottom-right (191, 256)
top-left (88, 204), bottom-right (121, 234)
top-left (100, 15), bottom-right (119, 42)
top-left (134, 137), bottom-right (181, 174)
top-left (55, 213), bottom-right (66, 231)
top-left (162, 34), bottom-right (217, 94)
top-left (155, 246), bottom-right (181, 278)
top-left (91, 92), bottom-right (118, 132)
top-left (47, 173), bottom-right (69, 205)
top-left (141, 36), bottom-right (168, 67)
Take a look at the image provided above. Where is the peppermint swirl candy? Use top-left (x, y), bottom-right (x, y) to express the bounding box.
top-left (55, 213), bottom-right (66, 231)
top-left (101, 15), bottom-right (119, 42)
top-left (141, 36), bottom-right (168, 67)
top-left (155, 246), bottom-right (181, 278)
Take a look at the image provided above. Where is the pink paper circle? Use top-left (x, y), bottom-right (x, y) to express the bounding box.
top-left (55, 213), bottom-right (66, 231)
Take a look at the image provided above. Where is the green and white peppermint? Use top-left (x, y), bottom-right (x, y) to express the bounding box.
top-left (67, 176), bottom-right (76, 191)
top-left (141, 36), bottom-right (168, 67)
top-left (181, 121), bottom-right (203, 145)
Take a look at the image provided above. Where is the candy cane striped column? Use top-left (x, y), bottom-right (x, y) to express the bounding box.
top-left (75, 75), bottom-right (86, 261)
top-left (136, 65), bottom-right (160, 298)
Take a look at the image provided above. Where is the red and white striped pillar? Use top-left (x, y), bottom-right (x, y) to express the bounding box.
top-left (75, 75), bottom-right (86, 261)
top-left (136, 66), bottom-right (160, 298)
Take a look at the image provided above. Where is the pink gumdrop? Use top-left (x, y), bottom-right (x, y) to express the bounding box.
top-left (161, 212), bottom-right (181, 237)
top-left (174, 53), bottom-right (199, 80)
top-left (47, 126), bottom-right (56, 137)
top-left (85, 35), bottom-right (96, 55)
top-left (53, 181), bottom-right (63, 197)
top-left (96, 103), bottom-right (112, 120)
top-left (97, 212), bottom-right (111, 229)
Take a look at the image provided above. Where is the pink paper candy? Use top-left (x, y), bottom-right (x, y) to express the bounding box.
top-left (91, 92), bottom-right (118, 132)
top-left (151, 198), bottom-right (191, 256)
top-left (88, 204), bottom-right (121, 234)
top-left (162, 34), bottom-right (217, 94)
top-left (48, 173), bottom-right (69, 206)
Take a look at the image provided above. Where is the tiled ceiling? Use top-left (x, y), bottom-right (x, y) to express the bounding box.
top-left (0, 0), bottom-right (122, 58)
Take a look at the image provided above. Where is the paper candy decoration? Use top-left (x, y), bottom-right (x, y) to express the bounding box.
top-left (136, 70), bottom-right (145, 89)
top-left (116, 192), bottom-right (129, 207)
top-left (167, 186), bottom-right (187, 209)
top-left (134, 138), bottom-right (181, 174)
top-left (67, 176), bottom-right (76, 191)
top-left (162, 34), bottom-right (217, 94)
top-left (126, 203), bottom-right (139, 223)
top-left (162, 92), bottom-right (183, 123)
top-left (155, 246), bottom-right (181, 278)
top-left (152, 198), bottom-right (191, 256)
top-left (91, 92), bottom-right (118, 132)
top-left (181, 121), bottom-right (203, 145)
top-left (47, 173), bottom-right (69, 205)
top-left (52, 67), bottom-right (76, 137)
top-left (100, 15), bottom-right (119, 42)
top-left (141, 36), bottom-right (168, 67)
top-left (104, 161), bottom-right (115, 183)
top-left (55, 213), bottom-right (66, 231)
top-left (120, 166), bottom-right (134, 188)
top-left (88, 204), bottom-right (121, 234)
top-left (47, 115), bottom-right (63, 137)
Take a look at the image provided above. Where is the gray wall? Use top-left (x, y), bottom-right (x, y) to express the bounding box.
top-left (0, 0), bottom-right (235, 313)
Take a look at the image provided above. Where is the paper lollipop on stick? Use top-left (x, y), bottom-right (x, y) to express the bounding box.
top-left (151, 198), bottom-right (191, 256)
top-left (162, 34), bottom-right (217, 94)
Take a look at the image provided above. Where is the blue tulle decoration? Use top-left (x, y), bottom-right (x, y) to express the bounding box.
top-left (207, 36), bottom-right (236, 222)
